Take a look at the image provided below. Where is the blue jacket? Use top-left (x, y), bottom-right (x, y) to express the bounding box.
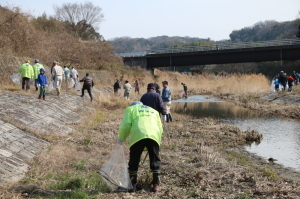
top-left (37, 73), bottom-right (48, 86)
top-left (161, 87), bottom-right (171, 102)
top-left (140, 90), bottom-right (166, 115)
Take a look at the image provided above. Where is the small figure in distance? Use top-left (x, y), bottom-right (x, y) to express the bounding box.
top-left (70, 67), bottom-right (79, 87)
top-left (79, 73), bottom-right (94, 102)
top-left (133, 80), bottom-right (140, 95)
top-left (32, 59), bottom-right (44, 91)
top-left (113, 79), bottom-right (121, 95)
top-left (123, 80), bottom-right (132, 100)
top-left (181, 83), bottom-right (188, 98)
top-left (37, 68), bottom-right (47, 100)
top-left (63, 66), bottom-right (70, 85)
top-left (19, 60), bottom-right (34, 91)
top-left (51, 61), bottom-right (64, 96)
top-left (161, 81), bottom-right (172, 122)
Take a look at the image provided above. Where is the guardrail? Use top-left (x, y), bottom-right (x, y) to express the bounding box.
top-left (145, 39), bottom-right (300, 55)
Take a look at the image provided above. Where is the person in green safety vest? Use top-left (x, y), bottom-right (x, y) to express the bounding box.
top-left (32, 59), bottom-right (44, 91)
top-left (118, 101), bottom-right (163, 192)
top-left (18, 60), bottom-right (34, 91)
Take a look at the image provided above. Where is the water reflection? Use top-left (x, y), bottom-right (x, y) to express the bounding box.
top-left (173, 102), bottom-right (264, 119)
top-left (173, 99), bottom-right (300, 171)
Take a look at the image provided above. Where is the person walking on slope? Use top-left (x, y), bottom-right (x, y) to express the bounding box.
top-left (140, 83), bottom-right (166, 115)
top-left (37, 68), bottom-right (48, 100)
top-left (287, 75), bottom-right (295, 92)
top-left (51, 61), bottom-right (64, 96)
top-left (32, 59), bottom-right (44, 91)
top-left (123, 80), bottom-right (132, 100)
top-left (181, 82), bottom-right (188, 98)
top-left (118, 101), bottom-right (163, 192)
top-left (278, 71), bottom-right (287, 91)
top-left (133, 80), bottom-right (140, 95)
top-left (161, 81), bottom-right (172, 122)
top-left (79, 73), bottom-right (94, 102)
top-left (63, 66), bottom-right (70, 84)
top-left (70, 67), bottom-right (79, 87)
top-left (19, 60), bottom-right (34, 91)
top-left (113, 79), bottom-right (121, 95)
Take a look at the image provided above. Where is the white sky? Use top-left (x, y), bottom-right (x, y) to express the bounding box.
top-left (2, 0), bottom-right (300, 41)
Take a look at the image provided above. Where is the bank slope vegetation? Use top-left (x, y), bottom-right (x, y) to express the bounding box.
top-left (0, 5), bottom-right (122, 70)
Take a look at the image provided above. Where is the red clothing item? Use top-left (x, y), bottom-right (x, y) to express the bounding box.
top-left (287, 76), bottom-right (294, 82)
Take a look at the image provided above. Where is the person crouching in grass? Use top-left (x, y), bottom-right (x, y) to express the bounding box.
top-left (37, 68), bottom-right (48, 100)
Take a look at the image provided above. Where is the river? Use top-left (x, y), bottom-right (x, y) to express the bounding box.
top-left (172, 96), bottom-right (300, 171)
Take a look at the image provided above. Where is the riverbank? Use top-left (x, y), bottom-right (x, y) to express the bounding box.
top-left (1, 89), bottom-right (300, 198)
top-left (216, 85), bottom-right (300, 119)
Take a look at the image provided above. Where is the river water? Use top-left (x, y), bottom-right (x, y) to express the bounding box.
top-left (172, 96), bottom-right (300, 171)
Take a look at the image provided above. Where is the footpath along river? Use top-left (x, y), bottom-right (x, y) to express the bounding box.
top-left (172, 95), bottom-right (300, 171)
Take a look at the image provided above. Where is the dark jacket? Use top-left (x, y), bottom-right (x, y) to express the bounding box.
top-left (37, 73), bottom-right (48, 86)
top-left (114, 81), bottom-right (121, 89)
top-left (140, 90), bottom-right (166, 115)
top-left (80, 76), bottom-right (94, 87)
top-left (278, 74), bottom-right (287, 84)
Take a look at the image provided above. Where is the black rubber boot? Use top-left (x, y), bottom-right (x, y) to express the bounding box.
top-left (168, 113), bottom-right (173, 122)
top-left (129, 172), bottom-right (138, 192)
top-left (166, 114), bottom-right (170, 123)
top-left (152, 173), bottom-right (160, 192)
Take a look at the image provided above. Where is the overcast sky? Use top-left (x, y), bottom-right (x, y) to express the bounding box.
top-left (2, 0), bottom-right (300, 41)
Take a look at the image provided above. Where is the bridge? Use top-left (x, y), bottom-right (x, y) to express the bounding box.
top-left (120, 39), bottom-right (300, 69)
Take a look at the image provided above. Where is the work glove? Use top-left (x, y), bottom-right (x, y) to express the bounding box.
top-left (162, 115), bottom-right (167, 122)
top-left (117, 139), bottom-right (123, 145)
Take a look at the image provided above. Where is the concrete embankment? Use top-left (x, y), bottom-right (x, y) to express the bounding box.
top-left (0, 91), bottom-right (97, 183)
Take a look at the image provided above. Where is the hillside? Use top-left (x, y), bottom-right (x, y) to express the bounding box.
top-left (0, 5), bottom-right (122, 70)
top-left (110, 19), bottom-right (300, 53)
top-left (110, 36), bottom-right (214, 53)
top-left (230, 19), bottom-right (300, 42)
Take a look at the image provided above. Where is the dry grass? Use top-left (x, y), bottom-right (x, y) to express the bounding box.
top-left (153, 69), bottom-right (270, 98)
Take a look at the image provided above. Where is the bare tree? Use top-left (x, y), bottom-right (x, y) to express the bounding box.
top-left (54, 2), bottom-right (104, 29)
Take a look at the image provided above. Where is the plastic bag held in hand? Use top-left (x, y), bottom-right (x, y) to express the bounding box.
top-left (10, 73), bottom-right (21, 84)
top-left (100, 145), bottom-right (133, 191)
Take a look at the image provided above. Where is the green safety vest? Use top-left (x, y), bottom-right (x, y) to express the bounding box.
top-left (32, 63), bottom-right (44, 79)
top-left (18, 63), bottom-right (34, 78)
top-left (119, 104), bottom-right (163, 147)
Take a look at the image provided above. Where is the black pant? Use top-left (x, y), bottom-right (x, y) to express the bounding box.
top-left (82, 85), bottom-right (92, 99)
top-left (22, 77), bottom-right (30, 90)
top-left (129, 138), bottom-right (160, 173)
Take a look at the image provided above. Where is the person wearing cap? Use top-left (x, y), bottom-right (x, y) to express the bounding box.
top-left (123, 80), bottom-right (132, 100)
top-left (18, 60), bottom-right (34, 91)
top-left (118, 101), bottom-right (163, 192)
top-left (51, 61), bottom-right (64, 96)
top-left (63, 66), bottom-right (70, 84)
top-left (37, 68), bottom-right (48, 100)
top-left (161, 81), bottom-right (172, 122)
top-left (140, 83), bottom-right (166, 115)
top-left (79, 73), bottom-right (94, 102)
top-left (32, 59), bottom-right (44, 91)
top-left (70, 67), bottom-right (79, 87)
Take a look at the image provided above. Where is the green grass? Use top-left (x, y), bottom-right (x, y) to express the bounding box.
top-left (227, 150), bottom-right (250, 165)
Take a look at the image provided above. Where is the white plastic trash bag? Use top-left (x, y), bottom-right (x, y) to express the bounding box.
top-left (75, 82), bottom-right (81, 91)
top-left (68, 78), bottom-right (75, 88)
top-left (270, 80), bottom-right (275, 92)
top-left (10, 73), bottom-right (21, 84)
top-left (48, 81), bottom-right (55, 92)
top-left (100, 145), bottom-right (133, 191)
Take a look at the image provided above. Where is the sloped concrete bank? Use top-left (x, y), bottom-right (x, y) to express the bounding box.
top-left (0, 92), bottom-right (95, 183)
